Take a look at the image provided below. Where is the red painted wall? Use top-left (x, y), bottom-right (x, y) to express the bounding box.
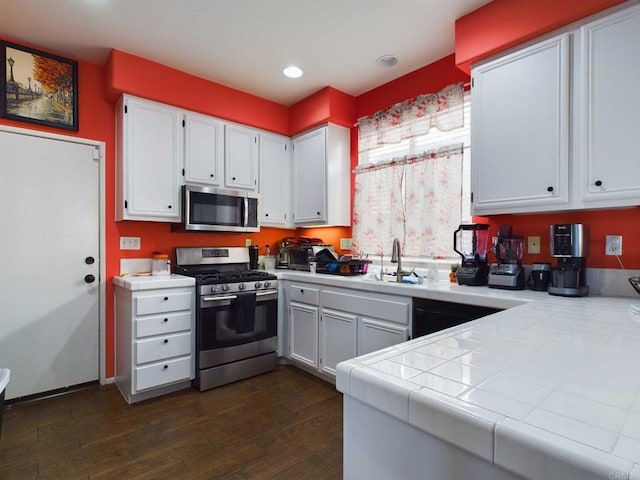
top-left (455, 0), bottom-right (627, 73)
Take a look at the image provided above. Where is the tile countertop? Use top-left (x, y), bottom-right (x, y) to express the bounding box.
top-left (112, 274), bottom-right (195, 291)
top-left (274, 271), bottom-right (640, 478)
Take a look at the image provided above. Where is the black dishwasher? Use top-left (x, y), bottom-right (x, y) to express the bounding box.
top-left (412, 298), bottom-right (501, 338)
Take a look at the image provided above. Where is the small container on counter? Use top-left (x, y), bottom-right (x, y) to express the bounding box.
top-left (151, 253), bottom-right (171, 276)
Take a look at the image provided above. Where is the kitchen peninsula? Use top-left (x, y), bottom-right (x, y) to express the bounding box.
top-left (275, 270), bottom-right (640, 479)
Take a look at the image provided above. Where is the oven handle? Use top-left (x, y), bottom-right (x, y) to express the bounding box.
top-left (201, 290), bottom-right (277, 303)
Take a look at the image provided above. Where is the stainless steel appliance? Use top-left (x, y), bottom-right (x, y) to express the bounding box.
top-left (549, 224), bottom-right (589, 297)
top-left (489, 225), bottom-right (525, 290)
top-left (173, 185), bottom-right (259, 232)
top-left (453, 224), bottom-right (490, 286)
top-left (278, 237), bottom-right (334, 271)
top-left (413, 299), bottom-right (501, 338)
top-left (174, 247), bottom-right (277, 391)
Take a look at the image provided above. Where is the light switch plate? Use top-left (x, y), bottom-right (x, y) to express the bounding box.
top-left (245, 238), bottom-right (252, 247)
top-left (120, 236), bottom-right (141, 250)
top-left (528, 236), bottom-right (541, 254)
top-left (340, 238), bottom-right (353, 250)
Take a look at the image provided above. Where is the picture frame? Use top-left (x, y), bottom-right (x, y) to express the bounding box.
top-left (1, 41), bottom-right (78, 131)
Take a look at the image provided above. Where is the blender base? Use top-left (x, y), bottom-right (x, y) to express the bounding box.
top-left (548, 285), bottom-right (589, 297)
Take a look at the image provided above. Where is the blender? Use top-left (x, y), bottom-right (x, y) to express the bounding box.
top-left (488, 225), bottom-right (525, 290)
top-left (549, 224), bottom-right (589, 297)
top-left (453, 224), bottom-right (490, 286)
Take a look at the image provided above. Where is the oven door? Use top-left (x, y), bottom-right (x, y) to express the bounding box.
top-left (198, 290), bottom-right (277, 369)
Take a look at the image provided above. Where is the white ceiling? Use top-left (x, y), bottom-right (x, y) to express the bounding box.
top-left (0, 0), bottom-right (491, 106)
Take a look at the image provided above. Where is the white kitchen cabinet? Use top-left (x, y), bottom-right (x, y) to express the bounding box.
top-left (471, 34), bottom-right (570, 215)
top-left (292, 123), bottom-right (350, 226)
top-left (116, 95), bottom-right (183, 221)
top-left (283, 281), bottom-right (409, 380)
top-left (319, 309), bottom-right (357, 376)
top-left (183, 112), bottom-right (224, 186)
top-left (114, 277), bottom-right (195, 404)
top-left (358, 317), bottom-right (409, 356)
top-left (579, 4), bottom-right (640, 208)
top-left (225, 124), bottom-right (259, 190)
top-left (259, 132), bottom-right (292, 227)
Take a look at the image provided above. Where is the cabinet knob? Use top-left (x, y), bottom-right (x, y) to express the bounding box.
top-left (265, 213), bottom-right (269, 217)
top-left (300, 289), bottom-right (304, 293)
top-left (547, 186), bottom-right (554, 192)
top-left (164, 318), bottom-right (168, 322)
top-left (164, 296), bottom-right (169, 301)
top-left (163, 365), bottom-right (168, 370)
top-left (164, 339), bottom-right (168, 344)
top-left (168, 205), bottom-right (172, 209)
top-left (595, 180), bottom-right (603, 187)
top-left (316, 211), bottom-right (321, 216)
top-left (232, 176), bottom-right (237, 181)
top-left (210, 174), bottom-right (215, 178)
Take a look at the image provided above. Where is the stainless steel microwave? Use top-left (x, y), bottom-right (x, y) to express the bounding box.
top-left (176, 185), bottom-right (259, 232)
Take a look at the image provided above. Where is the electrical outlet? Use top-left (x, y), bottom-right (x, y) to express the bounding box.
top-left (605, 235), bottom-right (622, 255)
top-left (340, 238), bottom-right (353, 250)
top-left (120, 236), bottom-right (140, 250)
top-left (245, 239), bottom-right (252, 247)
top-left (528, 236), bottom-right (541, 254)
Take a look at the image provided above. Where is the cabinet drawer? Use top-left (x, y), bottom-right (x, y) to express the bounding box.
top-left (134, 356), bottom-right (192, 392)
top-left (135, 291), bottom-right (192, 316)
top-left (323, 289), bottom-right (409, 325)
top-left (135, 332), bottom-right (192, 364)
top-left (288, 284), bottom-right (319, 306)
top-left (135, 312), bottom-right (192, 338)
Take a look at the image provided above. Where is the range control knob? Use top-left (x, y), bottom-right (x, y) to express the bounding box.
top-left (238, 283), bottom-right (246, 291)
top-left (254, 282), bottom-right (262, 289)
top-left (221, 284), bottom-right (230, 292)
top-left (264, 281), bottom-right (272, 288)
top-left (210, 285), bottom-right (219, 294)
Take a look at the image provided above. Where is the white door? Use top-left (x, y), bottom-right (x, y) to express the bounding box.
top-left (358, 317), bottom-right (409, 356)
top-left (225, 124), bottom-right (258, 190)
top-left (288, 302), bottom-right (319, 369)
top-left (259, 132), bottom-right (290, 226)
top-left (293, 128), bottom-right (326, 224)
top-left (319, 309), bottom-right (357, 377)
top-left (0, 130), bottom-right (100, 400)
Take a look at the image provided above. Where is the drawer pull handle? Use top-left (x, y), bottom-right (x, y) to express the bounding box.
top-left (164, 339), bottom-right (169, 343)
top-left (164, 296), bottom-right (169, 301)
top-left (164, 318), bottom-right (168, 322)
top-left (300, 289), bottom-right (304, 293)
top-left (163, 365), bottom-right (168, 370)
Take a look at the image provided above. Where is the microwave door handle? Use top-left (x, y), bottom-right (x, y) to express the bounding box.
top-left (243, 196), bottom-right (249, 227)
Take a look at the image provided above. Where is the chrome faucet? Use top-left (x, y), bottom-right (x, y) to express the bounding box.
top-left (391, 238), bottom-right (404, 283)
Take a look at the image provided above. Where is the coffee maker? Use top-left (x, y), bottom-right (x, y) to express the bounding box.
top-left (453, 224), bottom-right (490, 286)
top-left (549, 224), bottom-right (589, 297)
top-left (489, 225), bottom-right (525, 290)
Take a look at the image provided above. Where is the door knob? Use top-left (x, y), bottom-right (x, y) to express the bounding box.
top-left (84, 274), bottom-right (96, 284)
top-left (85, 256), bottom-right (95, 265)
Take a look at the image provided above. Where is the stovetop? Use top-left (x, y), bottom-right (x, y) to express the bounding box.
top-left (195, 270), bottom-right (277, 285)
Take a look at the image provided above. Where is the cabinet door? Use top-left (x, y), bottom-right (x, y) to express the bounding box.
top-left (471, 34), bottom-right (570, 214)
top-left (320, 309), bottom-right (357, 377)
top-left (225, 124), bottom-right (258, 190)
top-left (259, 132), bottom-right (291, 226)
top-left (358, 317), bottom-right (408, 356)
top-left (120, 96), bottom-right (182, 220)
top-left (292, 127), bottom-right (326, 224)
top-left (580, 5), bottom-right (640, 206)
top-left (184, 113), bottom-right (224, 186)
top-left (289, 301), bottom-right (319, 368)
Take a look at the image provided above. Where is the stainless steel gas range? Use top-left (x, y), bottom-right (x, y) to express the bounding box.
top-left (175, 247), bottom-right (278, 391)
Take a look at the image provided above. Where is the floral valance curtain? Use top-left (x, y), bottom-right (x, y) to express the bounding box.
top-left (358, 82), bottom-right (465, 152)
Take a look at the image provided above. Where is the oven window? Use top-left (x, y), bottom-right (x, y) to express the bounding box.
top-left (199, 296), bottom-right (277, 350)
top-left (190, 191), bottom-right (243, 226)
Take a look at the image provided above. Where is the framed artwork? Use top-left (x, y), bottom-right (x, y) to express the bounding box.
top-left (1, 41), bottom-right (78, 131)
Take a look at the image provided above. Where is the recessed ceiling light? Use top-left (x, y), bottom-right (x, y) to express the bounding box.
top-left (376, 55), bottom-right (398, 68)
top-left (283, 65), bottom-right (303, 78)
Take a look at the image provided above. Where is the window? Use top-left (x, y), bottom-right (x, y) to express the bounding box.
top-left (353, 84), bottom-right (470, 259)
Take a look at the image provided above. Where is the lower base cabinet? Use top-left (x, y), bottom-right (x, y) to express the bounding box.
top-left (284, 281), bottom-right (409, 379)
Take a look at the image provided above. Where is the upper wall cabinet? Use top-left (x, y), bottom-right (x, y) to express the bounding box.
top-left (225, 124), bottom-right (259, 191)
top-left (579, 4), bottom-right (640, 208)
top-left (259, 132), bottom-right (292, 228)
top-left (116, 95), bottom-right (182, 222)
top-left (292, 124), bottom-right (350, 227)
top-left (183, 112), bottom-right (224, 186)
top-left (471, 34), bottom-right (570, 215)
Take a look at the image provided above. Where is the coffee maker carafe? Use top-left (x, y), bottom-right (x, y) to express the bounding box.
top-left (549, 224), bottom-right (589, 297)
top-left (453, 224), bottom-right (490, 286)
top-left (489, 225), bottom-right (525, 290)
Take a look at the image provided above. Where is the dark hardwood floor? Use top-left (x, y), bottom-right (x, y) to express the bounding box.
top-left (0, 366), bottom-right (343, 480)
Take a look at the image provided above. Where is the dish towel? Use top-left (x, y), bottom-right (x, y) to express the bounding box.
top-left (234, 292), bottom-right (257, 334)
